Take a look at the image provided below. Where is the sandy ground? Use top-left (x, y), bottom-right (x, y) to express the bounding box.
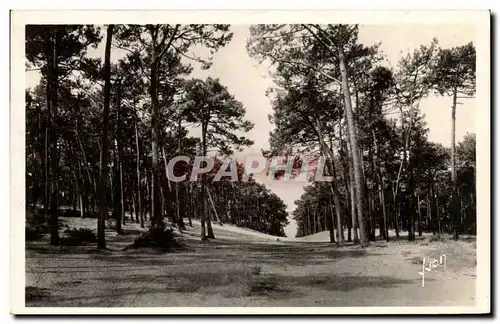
top-left (25, 217), bottom-right (476, 307)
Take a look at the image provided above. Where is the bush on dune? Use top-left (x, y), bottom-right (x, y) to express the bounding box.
top-left (130, 228), bottom-right (185, 251)
top-left (59, 228), bottom-right (97, 246)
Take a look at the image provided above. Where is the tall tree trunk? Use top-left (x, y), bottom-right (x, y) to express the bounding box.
top-left (346, 134), bottom-right (359, 243)
top-left (97, 24), bottom-right (114, 249)
top-left (408, 155), bottom-right (416, 241)
top-left (436, 197), bottom-right (441, 238)
top-left (417, 193), bottom-right (422, 236)
top-left (48, 28), bottom-right (60, 245)
top-left (150, 55), bottom-right (163, 231)
top-left (330, 162), bottom-right (344, 245)
top-left (338, 45), bottom-right (367, 247)
top-left (427, 190), bottom-right (432, 233)
top-left (176, 116), bottom-right (186, 231)
top-left (44, 119), bottom-right (49, 222)
top-left (451, 88), bottom-right (459, 240)
top-left (200, 123), bottom-right (207, 240)
top-left (326, 205), bottom-right (335, 243)
top-left (134, 119), bottom-right (144, 228)
top-left (372, 130), bottom-right (388, 241)
top-left (114, 80), bottom-right (123, 234)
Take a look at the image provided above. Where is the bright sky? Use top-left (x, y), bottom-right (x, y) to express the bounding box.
top-left (25, 24), bottom-right (476, 238)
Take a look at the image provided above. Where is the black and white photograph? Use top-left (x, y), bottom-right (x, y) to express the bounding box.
top-left (9, 9), bottom-right (491, 315)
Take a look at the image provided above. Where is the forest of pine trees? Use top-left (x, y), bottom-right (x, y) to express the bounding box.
top-left (247, 24), bottom-right (476, 244)
top-left (25, 24), bottom-right (476, 249)
top-left (25, 24), bottom-right (290, 248)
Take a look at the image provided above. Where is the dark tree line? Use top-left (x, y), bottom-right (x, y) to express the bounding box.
top-left (25, 24), bottom-right (289, 247)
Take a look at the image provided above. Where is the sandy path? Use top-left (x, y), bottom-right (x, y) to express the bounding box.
top-left (25, 217), bottom-right (476, 307)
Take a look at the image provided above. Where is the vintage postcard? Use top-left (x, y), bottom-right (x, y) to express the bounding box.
top-left (10, 9), bottom-right (491, 315)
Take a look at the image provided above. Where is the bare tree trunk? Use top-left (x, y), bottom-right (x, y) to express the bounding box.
top-left (134, 119), bottom-right (144, 228)
top-left (200, 124), bottom-right (207, 240)
top-left (372, 130), bottom-right (388, 241)
top-left (417, 193), bottom-right (422, 236)
top-left (114, 80), bottom-right (124, 234)
top-left (427, 190), bottom-right (432, 233)
top-left (149, 33), bottom-right (163, 231)
top-left (97, 24), bottom-right (114, 249)
top-left (436, 197), bottom-right (441, 238)
top-left (48, 28), bottom-right (60, 245)
top-left (176, 116), bottom-right (186, 231)
top-left (325, 206), bottom-right (335, 243)
top-left (451, 88), bottom-right (459, 240)
top-left (207, 186), bottom-right (222, 225)
top-left (338, 45), bottom-right (367, 247)
top-left (44, 120), bottom-right (49, 221)
top-left (346, 135), bottom-right (359, 243)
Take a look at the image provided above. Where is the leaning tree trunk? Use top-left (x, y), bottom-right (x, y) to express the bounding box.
top-left (338, 45), bottom-right (367, 247)
top-left (97, 24), bottom-right (114, 249)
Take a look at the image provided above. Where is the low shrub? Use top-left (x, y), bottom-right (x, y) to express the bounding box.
top-left (60, 228), bottom-right (97, 246)
top-left (131, 228), bottom-right (184, 251)
top-left (429, 235), bottom-right (446, 242)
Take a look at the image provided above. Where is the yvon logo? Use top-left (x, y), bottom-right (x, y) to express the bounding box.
top-left (418, 254), bottom-right (446, 288)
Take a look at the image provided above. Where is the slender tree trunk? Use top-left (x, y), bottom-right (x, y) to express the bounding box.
top-left (427, 190), bottom-right (432, 233)
top-left (175, 117), bottom-right (186, 231)
top-left (97, 24), bottom-right (114, 249)
top-left (200, 125), bottom-right (207, 239)
top-left (436, 197), bottom-right (442, 238)
top-left (417, 193), bottom-right (422, 236)
top-left (451, 88), bottom-right (459, 240)
top-left (346, 135), bottom-right (359, 243)
top-left (330, 164), bottom-right (344, 245)
top-left (134, 119), bottom-right (144, 228)
top-left (149, 32), bottom-right (164, 231)
top-left (372, 130), bottom-right (388, 241)
top-left (48, 28), bottom-right (60, 246)
top-left (114, 81), bottom-right (124, 234)
top-left (408, 155), bottom-right (416, 241)
top-left (44, 119), bottom-right (49, 222)
top-left (326, 205), bottom-right (335, 243)
top-left (338, 45), bottom-right (367, 247)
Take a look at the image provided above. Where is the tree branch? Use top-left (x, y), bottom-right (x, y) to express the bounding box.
top-left (156, 24), bottom-right (180, 64)
top-left (263, 51), bottom-right (341, 85)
